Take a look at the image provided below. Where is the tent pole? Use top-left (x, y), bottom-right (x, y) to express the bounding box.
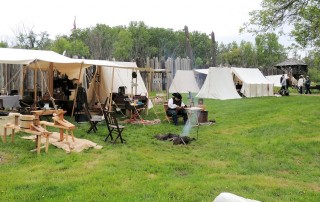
top-left (71, 63), bottom-right (83, 117)
top-left (48, 62), bottom-right (53, 96)
top-left (108, 67), bottom-right (115, 111)
top-left (19, 65), bottom-right (25, 97)
top-left (34, 67), bottom-right (38, 108)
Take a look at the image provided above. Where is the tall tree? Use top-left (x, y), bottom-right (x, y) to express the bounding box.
top-left (241, 0), bottom-right (320, 48)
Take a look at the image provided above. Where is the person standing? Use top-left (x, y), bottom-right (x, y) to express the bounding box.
top-left (166, 93), bottom-right (188, 125)
top-left (305, 76), bottom-right (312, 94)
top-left (280, 75), bottom-right (287, 94)
top-left (297, 75), bottom-right (304, 94)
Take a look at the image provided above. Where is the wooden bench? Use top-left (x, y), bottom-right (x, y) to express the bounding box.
top-left (2, 123), bottom-right (51, 154)
top-left (40, 120), bottom-right (75, 142)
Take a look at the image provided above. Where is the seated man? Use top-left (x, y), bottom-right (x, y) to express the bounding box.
top-left (166, 93), bottom-right (188, 125)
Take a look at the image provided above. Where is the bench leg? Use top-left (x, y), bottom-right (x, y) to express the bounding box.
top-left (59, 129), bottom-right (64, 141)
top-left (65, 130), bottom-right (69, 142)
top-left (45, 134), bottom-right (49, 153)
top-left (70, 130), bottom-right (75, 142)
top-left (11, 129), bottom-right (15, 143)
top-left (37, 135), bottom-right (41, 155)
top-left (3, 127), bottom-right (7, 143)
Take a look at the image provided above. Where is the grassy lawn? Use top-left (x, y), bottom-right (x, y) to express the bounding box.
top-left (0, 94), bottom-right (320, 201)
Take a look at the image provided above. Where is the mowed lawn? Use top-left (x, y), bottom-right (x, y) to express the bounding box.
top-left (0, 94), bottom-right (319, 202)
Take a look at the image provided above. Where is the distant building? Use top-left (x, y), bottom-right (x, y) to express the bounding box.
top-left (274, 58), bottom-right (307, 79)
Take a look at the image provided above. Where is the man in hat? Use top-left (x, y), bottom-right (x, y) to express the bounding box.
top-left (166, 93), bottom-right (188, 125)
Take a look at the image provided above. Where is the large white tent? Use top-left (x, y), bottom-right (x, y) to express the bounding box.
top-left (169, 70), bottom-right (199, 93)
top-left (231, 67), bottom-right (273, 97)
top-left (196, 67), bottom-right (241, 100)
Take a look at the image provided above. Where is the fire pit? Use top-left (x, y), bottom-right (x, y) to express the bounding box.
top-left (154, 133), bottom-right (195, 145)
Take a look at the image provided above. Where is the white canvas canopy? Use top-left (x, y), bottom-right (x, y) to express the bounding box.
top-left (86, 62), bottom-right (149, 106)
top-left (169, 70), bottom-right (199, 93)
top-left (0, 48), bottom-right (91, 80)
top-left (231, 67), bottom-right (273, 97)
top-left (196, 67), bottom-right (241, 100)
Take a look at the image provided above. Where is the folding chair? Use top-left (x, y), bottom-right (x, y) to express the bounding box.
top-left (83, 104), bottom-right (103, 133)
top-left (103, 110), bottom-right (126, 144)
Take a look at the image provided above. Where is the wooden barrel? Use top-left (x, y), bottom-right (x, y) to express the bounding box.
top-left (20, 115), bottom-right (35, 129)
top-left (198, 110), bottom-right (208, 123)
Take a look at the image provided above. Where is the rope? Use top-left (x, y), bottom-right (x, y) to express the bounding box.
top-left (2, 67), bottom-right (22, 91)
top-left (35, 61), bottom-right (58, 111)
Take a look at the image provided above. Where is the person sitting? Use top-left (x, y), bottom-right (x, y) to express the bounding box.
top-left (166, 93), bottom-right (188, 125)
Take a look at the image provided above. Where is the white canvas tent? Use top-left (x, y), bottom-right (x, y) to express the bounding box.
top-left (196, 67), bottom-right (241, 100)
top-left (169, 70), bottom-right (199, 93)
top-left (231, 67), bottom-right (273, 97)
top-left (266, 74), bottom-right (297, 87)
top-left (86, 62), bottom-right (149, 106)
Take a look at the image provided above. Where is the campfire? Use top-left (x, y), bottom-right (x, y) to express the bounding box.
top-left (154, 133), bottom-right (195, 145)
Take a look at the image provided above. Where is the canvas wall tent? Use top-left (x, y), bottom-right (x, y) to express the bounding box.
top-left (169, 70), bottom-right (199, 93)
top-left (231, 67), bottom-right (274, 97)
top-left (196, 67), bottom-right (241, 100)
top-left (86, 62), bottom-right (149, 107)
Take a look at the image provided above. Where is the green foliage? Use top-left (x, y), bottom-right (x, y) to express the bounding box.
top-left (0, 41), bottom-right (8, 48)
top-left (195, 57), bottom-right (203, 68)
top-left (304, 50), bottom-right (320, 82)
top-left (15, 30), bottom-right (51, 50)
top-left (113, 30), bottom-right (133, 61)
top-left (0, 95), bottom-right (320, 201)
top-left (255, 33), bottom-right (287, 67)
top-left (242, 0), bottom-right (320, 48)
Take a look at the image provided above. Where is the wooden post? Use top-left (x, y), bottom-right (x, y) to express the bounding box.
top-left (108, 67), bottom-right (115, 111)
top-left (34, 68), bottom-right (38, 108)
top-left (48, 63), bottom-right (54, 96)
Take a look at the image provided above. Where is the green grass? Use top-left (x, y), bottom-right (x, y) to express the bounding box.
top-left (1, 94), bottom-right (320, 201)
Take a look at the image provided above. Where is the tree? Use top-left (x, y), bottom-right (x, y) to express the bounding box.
top-left (255, 33), bottom-right (287, 67)
top-left (15, 30), bottom-right (51, 50)
top-left (113, 30), bottom-right (133, 61)
top-left (241, 0), bottom-right (320, 48)
top-left (0, 41), bottom-right (8, 48)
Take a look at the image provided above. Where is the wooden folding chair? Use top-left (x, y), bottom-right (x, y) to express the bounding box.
top-left (83, 104), bottom-right (103, 133)
top-left (163, 101), bottom-right (184, 123)
top-left (103, 110), bottom-right (126, 144)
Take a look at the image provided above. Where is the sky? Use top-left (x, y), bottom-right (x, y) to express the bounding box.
top-left (0, 0), bottom-right (296, 49)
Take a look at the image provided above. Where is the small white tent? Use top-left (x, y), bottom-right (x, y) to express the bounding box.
top-left (266, 74), bottom-right (297, 87)
top-left (196, 67), bottom-right (241, 100)
top-left (231, 67), bottom-right (273, 97)
top-left (169, 70), bottom-right (199, 93)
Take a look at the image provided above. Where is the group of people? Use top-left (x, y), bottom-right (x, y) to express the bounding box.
top-left (297, 75), bottom-right (312, 94)
top-left (280, 74), bottom-right (312, 95)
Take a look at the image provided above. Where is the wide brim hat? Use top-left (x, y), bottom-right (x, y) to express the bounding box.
top-left (172, 93), bottom-right (182, 99)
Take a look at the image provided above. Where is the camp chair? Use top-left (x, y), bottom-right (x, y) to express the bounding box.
top-left (163, 101), bottom-right (183, 123)
top-left (83, 104), bottom-right (103, 133)
top-left (103, 110), bottom-right (125, 144)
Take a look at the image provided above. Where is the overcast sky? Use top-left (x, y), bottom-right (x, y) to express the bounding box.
top-left (0, 0), bottom-right (295, 47)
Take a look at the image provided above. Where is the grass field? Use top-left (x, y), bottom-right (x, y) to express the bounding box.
top-left (0, 93), bottom-right (320, 201)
